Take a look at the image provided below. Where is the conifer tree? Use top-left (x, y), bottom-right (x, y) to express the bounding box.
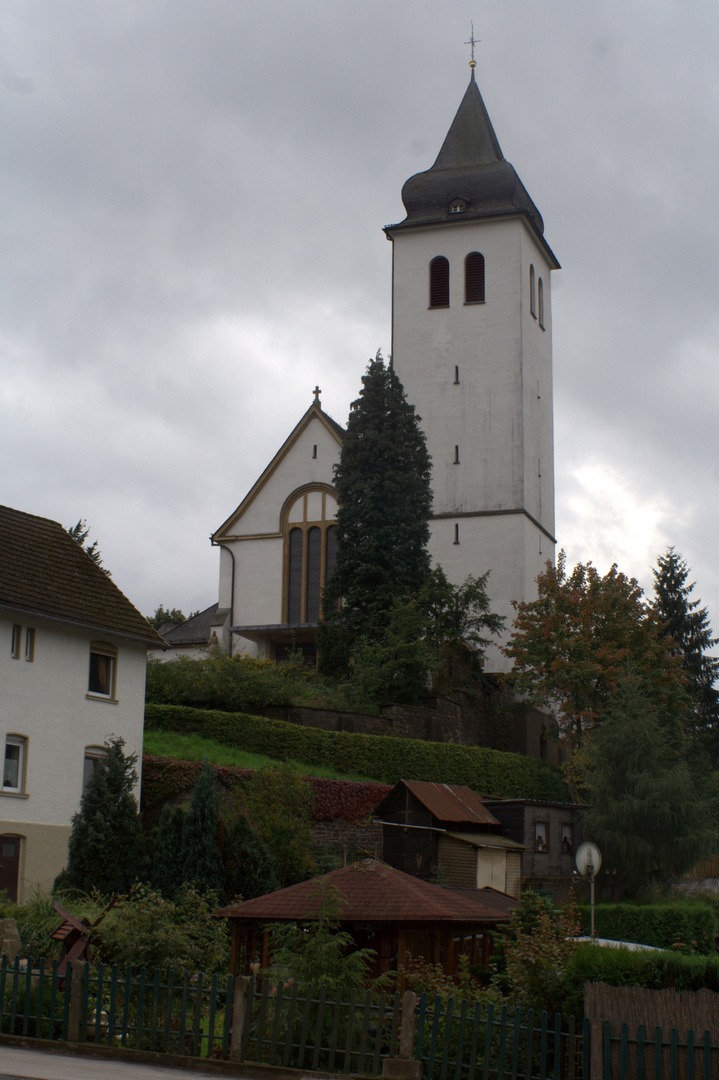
top-left (56, 737), bottom-right (145, 895)
top-left (222, 816), bottom-right (278, 902)
top-left (319, 352), bottom-right (432, 674)
top-left (652, 547), bottom-right (719, 758)
top-left (151, 803), bottom-right (186, 898)
top-left (180, 762), bottom-right (225, 893)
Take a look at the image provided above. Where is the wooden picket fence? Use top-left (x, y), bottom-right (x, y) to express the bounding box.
top-left (1, 955), bottom-right (717, 1078)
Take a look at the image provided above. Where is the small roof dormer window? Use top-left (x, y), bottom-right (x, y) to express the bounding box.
top-left (449, 198), bottom-right (467, 214)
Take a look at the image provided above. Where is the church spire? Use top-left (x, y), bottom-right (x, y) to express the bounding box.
top-left (391, 71), bottom-right (547, 242)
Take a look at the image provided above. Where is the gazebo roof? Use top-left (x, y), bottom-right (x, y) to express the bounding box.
top-left (216, 859), bottom-right (510, 925)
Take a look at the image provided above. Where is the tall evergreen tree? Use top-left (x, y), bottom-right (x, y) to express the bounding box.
top-left (319, 352), bottom-right (432, 674)
top-left (652, 547), bottom-right (719, 758)
top-left (181, 762), bottom-right (225, 893)
top-left (56, 737), bottom-right (145, 895)
top-left (66, 519), bottom-right (111, 576)
top-left (151, 803), bottom-right (186, 898)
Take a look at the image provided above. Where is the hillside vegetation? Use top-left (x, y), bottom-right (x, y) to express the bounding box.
top-left (145, 703), bottom-right (568, 800)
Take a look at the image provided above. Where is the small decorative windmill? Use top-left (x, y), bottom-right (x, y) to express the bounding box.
top-left (51, 897), bottom-right (117, 988)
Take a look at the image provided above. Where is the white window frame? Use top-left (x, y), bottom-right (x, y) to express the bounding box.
top-left (3, 736), bottom-right (27, 794)
top-left (88, 643), bottom-right (117, 700)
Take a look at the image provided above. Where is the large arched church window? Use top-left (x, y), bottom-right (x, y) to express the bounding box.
top-left (464, 252), bottom-right (485, 303)
top-left (283, 487), bottom-right (338, 624)
top-left (429, 256), bottom-right (450, 308)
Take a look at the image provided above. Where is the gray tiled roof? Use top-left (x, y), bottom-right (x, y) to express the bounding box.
top-left (0, 505), bottom-right (164, 646)
top-left (161, 603), bottom-right (218, 645)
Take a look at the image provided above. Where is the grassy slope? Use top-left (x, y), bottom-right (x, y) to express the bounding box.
top-left (143, 729), bottom-right (380, 782)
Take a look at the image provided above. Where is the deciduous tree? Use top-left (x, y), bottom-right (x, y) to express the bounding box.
top-left (246, 763), bottom-right (315, 888)
top-left (582, 674), bottom-right (716, 893)
top-left (504, 552), bottom-right (688, 743)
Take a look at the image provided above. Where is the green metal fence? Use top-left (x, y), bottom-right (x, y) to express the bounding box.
top-left (415, 994), bottom-right (587, 1079)
top-left (1, 957), bottom-right (717, 1079)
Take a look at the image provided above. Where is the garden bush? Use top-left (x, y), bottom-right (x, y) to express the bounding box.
top-left (562, 942), bottom-right (719, 1018)
top-left (144, 704), bottom-right (568, 800)
top-left (145, 654), bottom-right (323, 713)
top-left (577, 901), bottom-right (715, 954)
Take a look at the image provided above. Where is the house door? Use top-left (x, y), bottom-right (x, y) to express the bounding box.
top-left (0, 835), bottom-right (21, 903)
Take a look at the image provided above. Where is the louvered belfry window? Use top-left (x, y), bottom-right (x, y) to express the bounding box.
top-left (429, 256), bottom-right (450, 308)
top-left (465, 252), bottom-right (485, 303)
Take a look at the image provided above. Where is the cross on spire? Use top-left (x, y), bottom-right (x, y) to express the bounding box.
top-left (465, 21), bottom-right (480, 70)
top-left (313, 385), bottom-right (322, 403)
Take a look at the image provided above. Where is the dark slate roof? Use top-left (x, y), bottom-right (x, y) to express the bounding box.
top-left (0, 505), bottom-right (164, 646)
top-left (387, 73), bottom-right (558, 265)
top-left (374, 779), bottom-right (501, 826)
top-left (160, 603), bottom-right (218, 646)
top-left (216, 859), bottom-right (510, 925)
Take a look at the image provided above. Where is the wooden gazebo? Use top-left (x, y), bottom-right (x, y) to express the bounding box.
top-left (215, 858), bottom-right (514, 982)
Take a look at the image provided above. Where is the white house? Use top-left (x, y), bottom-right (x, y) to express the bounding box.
top-left (211, 65), bottom-right (557, 671)
top-left (0, 505), bottom-right (164, 902)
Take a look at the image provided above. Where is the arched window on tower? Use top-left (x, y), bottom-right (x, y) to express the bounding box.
top-left (538, 277), bottom-right (545, 329)
top-left (283, 487), bottom-right (338, 624)
top-left (429, 256), bottom-right (450, 308)
top-left (529, 264), bottom-right (536, 318)
top-left (464, 252), bottom-right (485, 303)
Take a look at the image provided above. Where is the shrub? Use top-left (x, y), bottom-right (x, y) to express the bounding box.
top-left (145, 654), bottom-right (321, 713)
top-left (99, 884), bottom-right (229, 975)
top-left (562, 942), bottom-right (719, 1018)
top-left (144, 704), bottom-right (568, 800)
top-left (576, 901), bottom-right (715, 954)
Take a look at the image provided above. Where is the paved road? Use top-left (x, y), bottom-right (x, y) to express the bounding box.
top-left (0, 1045), bottom-right (231, 1080)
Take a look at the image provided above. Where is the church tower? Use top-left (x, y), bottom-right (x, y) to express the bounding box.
top-left (384, 65), bottom-right (559, 672)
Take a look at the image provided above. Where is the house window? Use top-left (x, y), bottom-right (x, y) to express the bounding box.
top-left (24, 628), bottom-right (35, 662)
top-left (429, 256), bottom-right (449, 308)
top-left (88, 644), bottom-right (117, 699)
top-left (11, 625), bottom-right (22, 659)
top-left (83, 746), bottom-right (108, 793)
top-left (3, 737), bottom-right (26, 793)
top-left (283, 488), bottom-right (338, 624)
top-left (560, 823), bottom-right (573, 856)
top-left (534, 821), bottom-right (548, 853)
top-left (449, 198), bottom-right (467, 214)
top-left (464, 252), bottom-right (485, 303)
top-left (538, 277), bottom-right (545, 328)
top-left (529, 264), bottom-right (536, 318)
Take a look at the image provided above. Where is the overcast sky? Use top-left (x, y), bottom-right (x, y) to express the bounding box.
top-left (2, 1), bottom-right (718, 648)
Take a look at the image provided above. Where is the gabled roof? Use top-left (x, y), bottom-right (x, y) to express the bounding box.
top-left (159, 603), bottom-right (218, 646)
top-left (0, 505), bottom-right (164, 646)
top-left (386, 72), bottom-right (559, 269)
top-left (375, 779), bottom-right (501, 826)
top-left (216, 859), bottom-right (510, 924)
top-left (212, 400), bottom-right (344, 539)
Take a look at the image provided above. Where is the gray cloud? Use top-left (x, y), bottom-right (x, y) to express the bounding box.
top-left (2, 0), bottom-right (718, 644)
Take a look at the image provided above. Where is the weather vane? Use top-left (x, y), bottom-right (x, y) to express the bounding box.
top-left (465, 22), bottom-right (479, 70)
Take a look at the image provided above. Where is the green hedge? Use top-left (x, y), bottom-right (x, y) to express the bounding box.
top-left (562, 943), bottom-right (719, 1018)
top-left (144, 703), bottom-right (569, 800)
top-left (577, 902), bottom-right (715, 954)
